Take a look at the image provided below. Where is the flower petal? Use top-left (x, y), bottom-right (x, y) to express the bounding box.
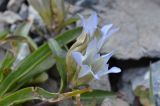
top-left (107, 67), bottom-right (121, 74)
top-left (95, 64), bottom-right (109, 78)
top-left (79, 12), bottom-right (98, 36)
top-left (86, 38), bottom-right (98, 55)
top-left (101, 24), bottom-right (113, 36)
top-left (72, 52), bottom-right (84, 66)
top-left (101, 51), bottom-right (113, 63)
top-left (78, 14), bottom-right (86, 29)
top-left (98, 25), bottom-right (119, 50)
top-left (87, 12), bottom-right (98, 34)
top-left (78, 65), bottom-right (92, 78)
top-left (107, 27), bottom-right (119, 37)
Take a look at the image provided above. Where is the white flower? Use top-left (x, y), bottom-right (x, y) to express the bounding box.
top-left (79, 13), bottom-right (118, 51)
top-left (79, 12), bottom-right (98, 37)
top-left (71, 13), bottom-right (121, 81)
top-left (98, 24), bottom-right (119, 51)
top-left (72, 38), bottom-right (121, 80)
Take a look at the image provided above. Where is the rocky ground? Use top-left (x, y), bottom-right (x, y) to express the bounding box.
top-left (0, 0), bottom-right (160, 106)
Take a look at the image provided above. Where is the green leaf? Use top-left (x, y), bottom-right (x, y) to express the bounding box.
top-left (30, 72), bottom-right (48, 84)
top-left (81, 90), bottom-right (116, 100)
top-left (0, 52), bottom-right (15, 77)
top-left (0, 43), bottom-right (52, 96)
top-left (55, 56), bottom-right (67, 92)
top-left (48, 38), bottom-right (64, 57)
top-left (0, 27), bottom-right (81, 96)
top-left (61, 17), bottom-right (79, 28)
top-left (0, 87), bottom-right (58, 106)
top-left (48, 38), bottom-right (67, 91)
top-left (0, 30), bottom-right (9, 40)
top-left (14, 22), bottom-right (32, 37)
top-left (0, 72), bottom-right (3, 84)
top-left (55, 27), bottom-right (82, 46)
top-left (17, 56), bottom-right (55, 86)
top-left (57, 17), bottom-right (79, 32)
top-left (149, 65), bottom-right (155, 105)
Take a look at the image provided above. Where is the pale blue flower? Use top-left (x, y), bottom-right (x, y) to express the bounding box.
top-left (98, 24), bottom-right (119, 51)
top-left (72, 38), bottom-right (121, 80)
top-left (79, 12), bottom-right (98, 36)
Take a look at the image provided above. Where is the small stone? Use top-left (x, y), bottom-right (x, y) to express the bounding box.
top-left (101, 98), bottom-right (129, 106)
top-left (0, 11), bottom-right (22, 24)
top-left (58, 99), bottom-right (74, 106)
top-left (7, 0), bottom-right (24, 12)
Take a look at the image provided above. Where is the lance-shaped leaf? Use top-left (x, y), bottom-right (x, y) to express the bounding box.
top-left (0, 43), bottom-right (52, 96)
top-left (0, 30), bottom-right (9, 40)
top-left (48, 38), bottom-right (67, 92)
top-left (0, 27), bottom-right (81, 96)
top-left (81, 89), bottom-right (115, 100)
top-left (0, 52), bottom-right (15, 81)
top-left (0, 87), bottom-right (58, 106)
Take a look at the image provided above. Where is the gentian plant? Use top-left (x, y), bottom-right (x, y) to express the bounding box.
top-left (0, 0), bottom-right (121, 106)
top-left (67, 12), bottom-right (121, 87)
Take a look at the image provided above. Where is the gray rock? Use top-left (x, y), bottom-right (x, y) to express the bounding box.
top-left (19, 4), bottom-right (28, 20)
top-left (101, 98), bottom-right (129, 106)
top-left (100, 0), bottom-right (160, 59)
top-left (0, 11), bottom-right (22, 24)
top-left (58, 99), bottom-right (74, 106)
top-left (119, 83), bottom-right (135, 104)
top-left (7, 0), bottom-right (25, 12)
top-left (122, 67), bottom-right (148, 90)
top-left (89, 75), bottom-right (111, 91)
top-left (122, 61), bottom-right (160, 105)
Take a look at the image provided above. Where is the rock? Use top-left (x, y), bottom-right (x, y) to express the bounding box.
top-left (89, 75), bottom-right (111, 91)
top-left (101, 98), bottom-right (129, 106)
top-left (7, 0), bottom-right (25, 12)
top-left (119, 83), bottom-right (135, 104)
top-left (0, 11), bottom-right (22, 24)
top-left (122, 61), bottom-right (160, 105)
top-left (122, 67), bottom-right (148, 90)
top-left (19, 4), bottom-right (28, 20)
top-left (28, 6), bottom-right (44, 27)
top-left (58, 99), bottom-right (74, 106)
top-left (100, 0), bottom-right (160, 59)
